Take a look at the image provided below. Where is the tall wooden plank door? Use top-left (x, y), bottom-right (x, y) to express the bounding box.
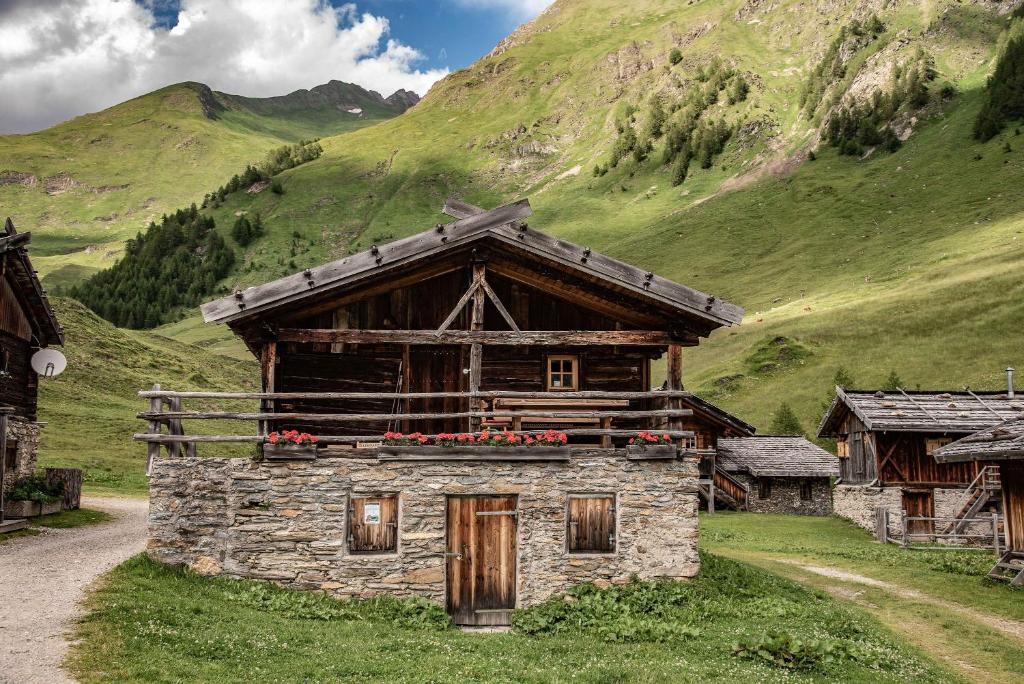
top-left (1003, 463), bottom-right (1024, 551)
top-left (446, 495), bottom-right (517, 626)
top-left (902, 490), bottom-right (935, 537)
top-left (409, 346), bottom-right (466, 434)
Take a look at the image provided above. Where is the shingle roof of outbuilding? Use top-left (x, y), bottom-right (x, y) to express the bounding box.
top-left (933, 418), bottom-right (1024, 463)
top-left (717, 436), bottom-right (839, 478)
top-left (817, 387), bottom-right (1024, 437)
top-left (1, 218), bottom-right (64, 346)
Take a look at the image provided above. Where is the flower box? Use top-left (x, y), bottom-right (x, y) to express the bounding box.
top-left (263, 444), bottom-right (318, 461)
top-left (378, 446), bottom-right (570, 461)
top-left (4, 499), bottom-right (62, 517)
top-left (625, 444), bottom-right (678, 460)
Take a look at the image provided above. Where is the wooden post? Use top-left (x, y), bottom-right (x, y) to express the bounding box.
top-left (0, 407), bottom-right (10, 523)
top-left (166, 397), bottom-right (182, 458)
top-left (259, 342), bottom-right (277, 442)
top-left (469, 262), bottom-right (485, 432)
top-left (993, 512), bottom-right (1002, 555)
top-left (147, 383), bottom-right (162, 476)
top-left (666, 344), bottom-right (683, 441)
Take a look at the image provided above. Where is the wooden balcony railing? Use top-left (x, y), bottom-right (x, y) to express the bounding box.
top-left (135, 385), bottom-right (696, 465)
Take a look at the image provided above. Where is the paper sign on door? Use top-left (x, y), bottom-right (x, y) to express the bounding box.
top-left (364, 502), bottom-right (381, 524)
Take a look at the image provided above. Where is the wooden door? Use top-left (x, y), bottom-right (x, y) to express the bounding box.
top-left (902, 490), bottom-right (935, 537)
top-left (409, 346), bottom-right (466, 434)
top-left (446, 495), bottom-right (517, 626)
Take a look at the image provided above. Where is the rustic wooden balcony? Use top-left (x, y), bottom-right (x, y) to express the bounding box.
top-left (134, 386), bottom-right (697, 467)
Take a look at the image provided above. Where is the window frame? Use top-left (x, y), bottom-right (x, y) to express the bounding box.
top-left (758, 478), bottom-right (772, 500)
top-left (3, 440), bottom-right (17, 472)
top-left (347, 493), bottom-right (399, 555)
top-left (566, 493), bottom-right (617, 555)
top-left (799, 479), bottom-right (813, 501)
top-left (546, 354), bottom-right (579, 392)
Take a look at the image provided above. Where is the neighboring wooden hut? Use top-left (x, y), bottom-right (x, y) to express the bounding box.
top-left (142, 198), bottom-right (744, 625)
top-left (0, 219), bottom-right (65, 525)
top-left (716, 436), bottom-right (838, 515)
top-left (935, 418), bottom-right (1024, 584)
top-left (818, 386), bottom-right (1023, 539)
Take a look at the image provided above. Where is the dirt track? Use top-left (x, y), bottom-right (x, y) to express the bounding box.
top-left (0, 496), bottom-right (147, 684)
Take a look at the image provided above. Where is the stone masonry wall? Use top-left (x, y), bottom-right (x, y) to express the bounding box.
top-left (739, 475), bottom-right (833, 516)
top-left (834, 484), bottom-right (983, 541)
top-left (148, 450), bottom-right (701, 608)
top-left (1, 418), bottom-right (39, 494)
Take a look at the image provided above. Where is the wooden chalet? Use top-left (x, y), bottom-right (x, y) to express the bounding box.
top-left (0, 218), bottom-right (65, 530)
top-left (142, 198), bottom-right (744, 624)
top-left (818, 385), bottom-right (1023, 540)
top-left (935, 418), bottom-right (1024, 584)
top-left (715, 436), bottom-right (839, 515)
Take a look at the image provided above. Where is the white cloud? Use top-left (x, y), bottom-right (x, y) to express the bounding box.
top-left (452, 0), bottom-right (554, 21)
top-left (0, 0), bottom-right (449, 133)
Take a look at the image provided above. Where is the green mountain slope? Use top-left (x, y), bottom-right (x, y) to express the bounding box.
top-left (37, 298), bottom-right (257, 494)
top-left (28, 0), bottom-right (1024, 494)
top-left (160, 0), bottom-right (1022, 433)
top-left (0, 81), bottom-right (412, 287)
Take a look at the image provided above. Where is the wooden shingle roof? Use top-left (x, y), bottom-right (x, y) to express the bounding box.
top-left (933, 418), bottom-right (1024, 463)
top-left (817, 387), bottom-right (1024, 437)
top-left (1, 218), bottom-right (64, 346)
top-left (717, 436), bottom-right (840, 478)
top-left (200, 199), bottom-right (743, 332)
top-left (680, 394), bottom-right (755, 436)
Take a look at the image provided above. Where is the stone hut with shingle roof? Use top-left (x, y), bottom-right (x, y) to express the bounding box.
top-left (716, 436), bottom-right (838, 515)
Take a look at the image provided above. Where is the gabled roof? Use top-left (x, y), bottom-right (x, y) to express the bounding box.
top-left (680, 394), bottom-right (755, 436)
top-left (934, 418), bottom-right (1024, 463)
top-left (717, 436), bottom-right (839, 478)
top-left (200, 199), bottom-right (743, 332)
top-left (1, 218), bottom-right (64, 346)
top-left (817, 386), bottom-right (1024, 437)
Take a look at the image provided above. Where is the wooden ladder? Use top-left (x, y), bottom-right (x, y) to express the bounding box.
top-left (987, 550), bottom-right (1024, 586)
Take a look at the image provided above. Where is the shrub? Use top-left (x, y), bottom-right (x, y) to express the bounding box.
top-left (270, 179), bottom-right (284, 195)
top-left (733, 632), bottom-right (880, 671)
top-left (512, 578), bottom-right (701, 642)
top-left (10, 474), bottom-right (63, 504)
top-left (668, 48), bottom-right (683, 65)
top-left (770, 403), bottom-right (805, 436)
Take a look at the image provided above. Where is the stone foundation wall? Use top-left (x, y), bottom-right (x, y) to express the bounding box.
top-left (148, 450), bottom-right (700, 607)
top-left (834, 485), bottom-right (980, 540)
top-left (740, 475), bottom-right (833, 516)
top-left (1, 418), bottom-right (39, 494)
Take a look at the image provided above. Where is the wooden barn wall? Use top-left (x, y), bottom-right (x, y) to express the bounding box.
top-left (1002, 462), bottom-right (1024, 552)
top-left (836, 414), bottom-right (877, 484)
top-left (272, 266), bottom-right (660, 436)
top-left (874, 432), bottom-right (981, 486)
top-left (0, 275), bottom-right (32, 341)
top-left (0, 328), bottom-right (36, 420)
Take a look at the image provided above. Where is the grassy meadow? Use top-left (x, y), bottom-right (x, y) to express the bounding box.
top-left (68, 552), bottom-right (954, 683)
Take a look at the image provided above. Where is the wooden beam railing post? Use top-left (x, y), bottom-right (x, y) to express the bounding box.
top-left (469, 262), bottom-right (486, 433)
top-left (666, 344), bottom-right (683, 444)
top-left (146, 383), bottom-right (163, 476)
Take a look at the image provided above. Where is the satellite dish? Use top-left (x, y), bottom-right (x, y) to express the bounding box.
top-left (30, 349), bottom-right (67, 378)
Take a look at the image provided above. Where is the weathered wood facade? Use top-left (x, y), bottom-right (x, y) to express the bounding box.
top-left (819, 387), bottom-right (1021, 538)
top-left (0, 219), bottom-right (64, 502)
top-left (146, 198), bottom-right (743, 623)
top-left (936, 418), bottom-right (1024, 584)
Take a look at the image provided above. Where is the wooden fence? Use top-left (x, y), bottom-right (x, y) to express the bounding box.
top-left (135, 386), bottom-right (697, 463)
top-left (899, 512), bottom-right (1004, 554)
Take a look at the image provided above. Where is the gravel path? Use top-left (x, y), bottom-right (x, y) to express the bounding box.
top-left (0, 496), bottom-right (148, 684)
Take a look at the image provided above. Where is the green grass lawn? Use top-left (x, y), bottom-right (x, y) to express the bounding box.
top-left (0, 507), bottom-right (113, 543)
top-left (68, 552), bottom-right (953, 683)
top-left (701, 512), bottom-right (1024, 682)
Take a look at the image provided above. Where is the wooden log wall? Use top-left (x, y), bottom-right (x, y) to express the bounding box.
top-left (875, 431), bottom-right (982, 486)
top-left (836, 415), bottom-right (878, 484)
top-left (269, 263), bottom-right (666, 437)
top-left (0, 328), bottom-right (36, 420)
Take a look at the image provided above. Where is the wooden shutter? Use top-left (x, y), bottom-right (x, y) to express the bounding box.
top-left (758, 478), bottom-right (772, 499)
top-left (567, 494), bottom-right (615, 553)
top-left (349, 494), bottom-right (398, 553)
top-left (800, 480), bottom-right (813, 501)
